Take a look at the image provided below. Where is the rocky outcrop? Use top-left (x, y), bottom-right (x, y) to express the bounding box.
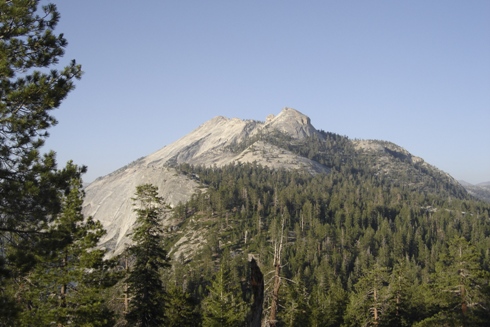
top-left (143, 107), bottom-right (319, 168)
top-left (84, 165), bottom-right (200, 256)
top-left (263, 107), bottom-right (321, 139)
top-left (234, 141), bottom-right (329, 174)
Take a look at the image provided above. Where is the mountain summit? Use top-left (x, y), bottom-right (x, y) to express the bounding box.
top-left (83, 107), bottom-right (468, 256)
top-left (263, 107), bottom-right (319, 139)
top-left (144, 107), bottom-right (321, 168)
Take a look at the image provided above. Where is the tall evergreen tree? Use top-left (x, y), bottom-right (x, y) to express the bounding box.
top-left (383, 260), bottom-right (420, 327)
top-left (202, 262), bottom-right (247, 327)
top-left (124, 184), bottom-right (170, 327)
top-left (10, 166), bottom-right (115, 326)
top-left (279, 276), bottom-right (311, 327)
top-left (343, 263), bottom-right (390, 327)
top-left (0, 1), bottom-right (82, 321)
top-left (0, 0), bottom-right (83, 235)
top-left (165, 285), bottom-right (201, 327)
top-left (310, 278), bottom-right (347, 327)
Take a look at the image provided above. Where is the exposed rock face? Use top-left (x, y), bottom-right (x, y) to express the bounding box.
top-left (84, 165), bottom-right (200, 256)
top-left (263, 107), bottom-right (320, 139)
top-left (143, 116), bottom-right (261, 168)
top-left (234, 141), bottom-right (329, 175)
top-left (83, 107), bottom-right (325, 256)
top-left (143, 107), bottom-right (320, 168)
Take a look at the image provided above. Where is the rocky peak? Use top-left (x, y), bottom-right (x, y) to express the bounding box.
top-left (143, 108), bottom-right (319, 168)
top-left (264, 107), bottom-right (320, 139)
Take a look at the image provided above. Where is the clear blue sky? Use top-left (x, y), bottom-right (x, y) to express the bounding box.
top-left (43, 1), bottom-right (490, 184)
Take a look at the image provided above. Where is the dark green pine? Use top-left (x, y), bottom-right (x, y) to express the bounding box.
top-left (14, 168), bottom-right (116, 326)
top-left (124, 184), bottom-right (170, 327)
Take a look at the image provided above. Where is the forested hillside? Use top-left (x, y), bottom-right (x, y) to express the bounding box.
top-left (156, 132), bottom-right (490, 326)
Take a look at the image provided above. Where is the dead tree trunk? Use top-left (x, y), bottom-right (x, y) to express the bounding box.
top-left (122, 254), bottom-right (130, 313)
top-left (268, 217), bottom-right (285, 327)
top-left (249, 258), bottom-right (264, 327)
top-left (269, 260), bottom-right (281, 327)
top-left (373, 286), bottom-right (378, 326)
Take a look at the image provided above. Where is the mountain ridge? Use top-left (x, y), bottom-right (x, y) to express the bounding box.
top-left (459, 180), bottom-right (490, 203)
top-left (83, 107), bottom-right (474, 256)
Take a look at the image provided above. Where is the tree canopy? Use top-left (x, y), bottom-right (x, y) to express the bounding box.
top-left (0, 0), bottom-right (82, 241)
top-left (0, 2), bottom-right (118, 326)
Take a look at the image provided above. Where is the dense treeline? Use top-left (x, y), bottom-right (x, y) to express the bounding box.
top-left (170, 160), bottom-right (490, 326)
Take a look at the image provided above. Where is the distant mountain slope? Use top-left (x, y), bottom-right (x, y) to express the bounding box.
top-left (352, 139), bottom-right (466, 197)
top-left (460, 180), bottom-right (490, 203)
top-left (83, 107), bottom-right (470, 256)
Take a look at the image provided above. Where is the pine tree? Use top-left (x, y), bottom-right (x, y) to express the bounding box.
top-left (202, 262), bottom-right (247, 327)
top-left (0, 0), bottom-right (83, 235)
top-left (0, 1), bottom-right (82, 321)
top-left (165, 285), bottom-right (201, 327)
top-left (11, 165), bottom-right (115, 326)
top-left (280, 276), bottom-right (311, 327)
top-left (343, 263), bottom-right (390, 327)
top-left (383, 260), bottom-right (420, 327)
top-left (310, 278), bottom-right (347, 327)
top-left (124, 184), bottom-right (170, 327)
top-left (268, 214), bottom-right (287, 327)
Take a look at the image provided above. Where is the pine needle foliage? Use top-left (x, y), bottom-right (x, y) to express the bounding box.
top-left (124, 184), bottom-right (170, 327)
top-left (11, 165), bottom-right (115, 326)
top-left (0, 1), bottom-right (83, 322)
top-left (202, 262), bottom-right (247, 327)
